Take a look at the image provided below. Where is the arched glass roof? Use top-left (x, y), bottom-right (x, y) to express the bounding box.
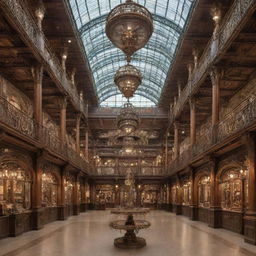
top-left (68, 0), bottom-right (194, 105)
top-left (101, 93), bottom-right (155, 107)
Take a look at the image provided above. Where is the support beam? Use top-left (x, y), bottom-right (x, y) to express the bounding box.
top-left (76, 113), bottom-right (82, 153)
top-left (32, 65), bottom-right (43, 125)
top-left (190, 98), bottom-right (196, 145)
top-left (85, 129), bottom-right (89, 161)
top-left (210, 68), bottom-right (221, 126)
top-left (174, 121), bottom-right (180, 159)
top-left (59, 97), bottom-right (67, 144)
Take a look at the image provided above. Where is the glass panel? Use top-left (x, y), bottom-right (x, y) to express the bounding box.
top-left (68, 0), bottom-right (194, 104)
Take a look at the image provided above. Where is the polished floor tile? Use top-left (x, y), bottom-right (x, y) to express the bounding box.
top-left (1, 210), bottom-right (256, 256)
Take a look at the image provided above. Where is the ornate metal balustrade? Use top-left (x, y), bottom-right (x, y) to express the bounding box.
top-left (0, 0), bottom-right (88, 119)
top-left (0, 96), bottom-right (94, 174)
top-left (170, 0), bottom-right (256, 122)
top-left (0, 97), bottom-right (37, 139)
top-left (95, 166), bottom-right (164, 176)
top-left (168, 95), bottom-right (256, 175)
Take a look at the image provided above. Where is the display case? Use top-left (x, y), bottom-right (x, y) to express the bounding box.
top-left (65, 176), bottom-right (74, 205)
top-left (42, 172), bottom-right (57, 207)
top-left (95, 184), bottom-right (115, 208)
top-left (198, 176), bottom-right (211, 208)
top-left (0, 165), bottom-right (31, 215)
top-left (220, 170), bottom-right (244, 211)
top-left (181, 181), bottom-right (191, 206)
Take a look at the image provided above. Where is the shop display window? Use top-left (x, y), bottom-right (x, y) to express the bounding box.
top-left (220, 170), bottom-right (245, 211)
top-left (198, 175), bottom-right (211, 208)
top-left (0, 165), bottom-right (31, 215)
top-left (42, 172), bottom-right (57, 207)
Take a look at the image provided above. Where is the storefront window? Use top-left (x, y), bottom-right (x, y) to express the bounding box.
top-left (0, 165), bottom-right (31, 215)
top-left (42, 172), bottom-right (57, 207)
top-left (198, 176), bottom-right (211, 208)
top-left (181, 181), bottom-right (191, 206)
top-left (220, 170), bottom-right (243, 211)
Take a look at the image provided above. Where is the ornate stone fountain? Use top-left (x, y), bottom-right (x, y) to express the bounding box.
top-left (109, 169), bottom-right (151, 249)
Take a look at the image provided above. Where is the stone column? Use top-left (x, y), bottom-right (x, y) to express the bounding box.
top-left (85, 129), bottom-right (89, 161)
top-left (174, 121), bottom-right (180, 159)
top-left (31, 152), bottom-right (44, 230)
top-left (189, 167), bottom-right (197, 221)
top-left (73, 172), bottom-right (80, 216)
top-left (165, 135), bottom-right (168, 171)
top-left (176, 175), bottom-right (182, 215)
top-left (58, 167), bottom-right (67, 220)
top-left (243, 133), bottom-right (256, 244)
top-left (190, 98), bottom-right (196, 146)
top-left (75, 113), bottom-right (81, 154)
top-left (32, 65), bottom-right (43, 126)
top-left (208, 157), bottom-right (221, 228)
top-left (59, 97), bottom-right (67, 145)
top-left (210, 67), bottom-right (221, 127)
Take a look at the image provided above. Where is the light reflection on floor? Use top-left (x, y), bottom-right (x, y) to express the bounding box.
top-left (0, 210), bottom-right (256, 256)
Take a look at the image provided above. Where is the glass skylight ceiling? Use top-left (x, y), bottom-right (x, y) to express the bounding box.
top-left (69, 0), bottom-right (194, 106)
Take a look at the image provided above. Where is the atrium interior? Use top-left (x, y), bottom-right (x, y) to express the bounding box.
top-left (0, 0), bottom-right (256, 255)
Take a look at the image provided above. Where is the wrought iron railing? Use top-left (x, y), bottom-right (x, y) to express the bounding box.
top-left (94, 166), bottom-right (164, 176)
top-left (170, 0), bottom-right (256, 121)
top-left (0, 0), bottom-right (88, 119)
top-left (168, 95), bottom-right (256, 174)
top-left (0, 96), bottom-right (95, 174)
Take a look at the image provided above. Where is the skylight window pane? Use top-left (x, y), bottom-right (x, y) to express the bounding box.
top-left (68, 0), bottom-right (194, 106)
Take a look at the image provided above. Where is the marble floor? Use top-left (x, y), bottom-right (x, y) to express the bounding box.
top-left (1, 211), bottom-right (256, 256)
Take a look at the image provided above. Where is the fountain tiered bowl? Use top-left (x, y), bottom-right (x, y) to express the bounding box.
top-left (110, 208), bottom-right (151, 249)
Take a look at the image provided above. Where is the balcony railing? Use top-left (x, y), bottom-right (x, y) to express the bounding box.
top-left (171, 0), bottom-right (255, 122)
top-left (0, 96), bottom-right (95, 174)
top-left (0, 0), bottom-right (88, 119)
top-left (94, 166), bottom-right (165, 176)
top-left (168, 95), bottom-right (256, 174)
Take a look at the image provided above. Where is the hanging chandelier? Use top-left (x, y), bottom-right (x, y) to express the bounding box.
top-left (114, 64), bottom-right (142, 99)
top-left (117, 102), bottom-right (139, 134)
top-left (106, 0), bottom-right (153, 62)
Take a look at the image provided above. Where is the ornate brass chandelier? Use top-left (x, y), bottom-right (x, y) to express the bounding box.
top-left (117, 102), bottom-right (139, 134)
top-left (106, 0), bottom-right (153, 99)
top-left (114, 64), bottom-right (142, 99)
top-left (106, 0), bottom-right (153, 62)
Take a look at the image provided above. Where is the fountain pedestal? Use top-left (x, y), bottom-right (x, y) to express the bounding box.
top-left (110, 209), bottom-right (150, 249)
